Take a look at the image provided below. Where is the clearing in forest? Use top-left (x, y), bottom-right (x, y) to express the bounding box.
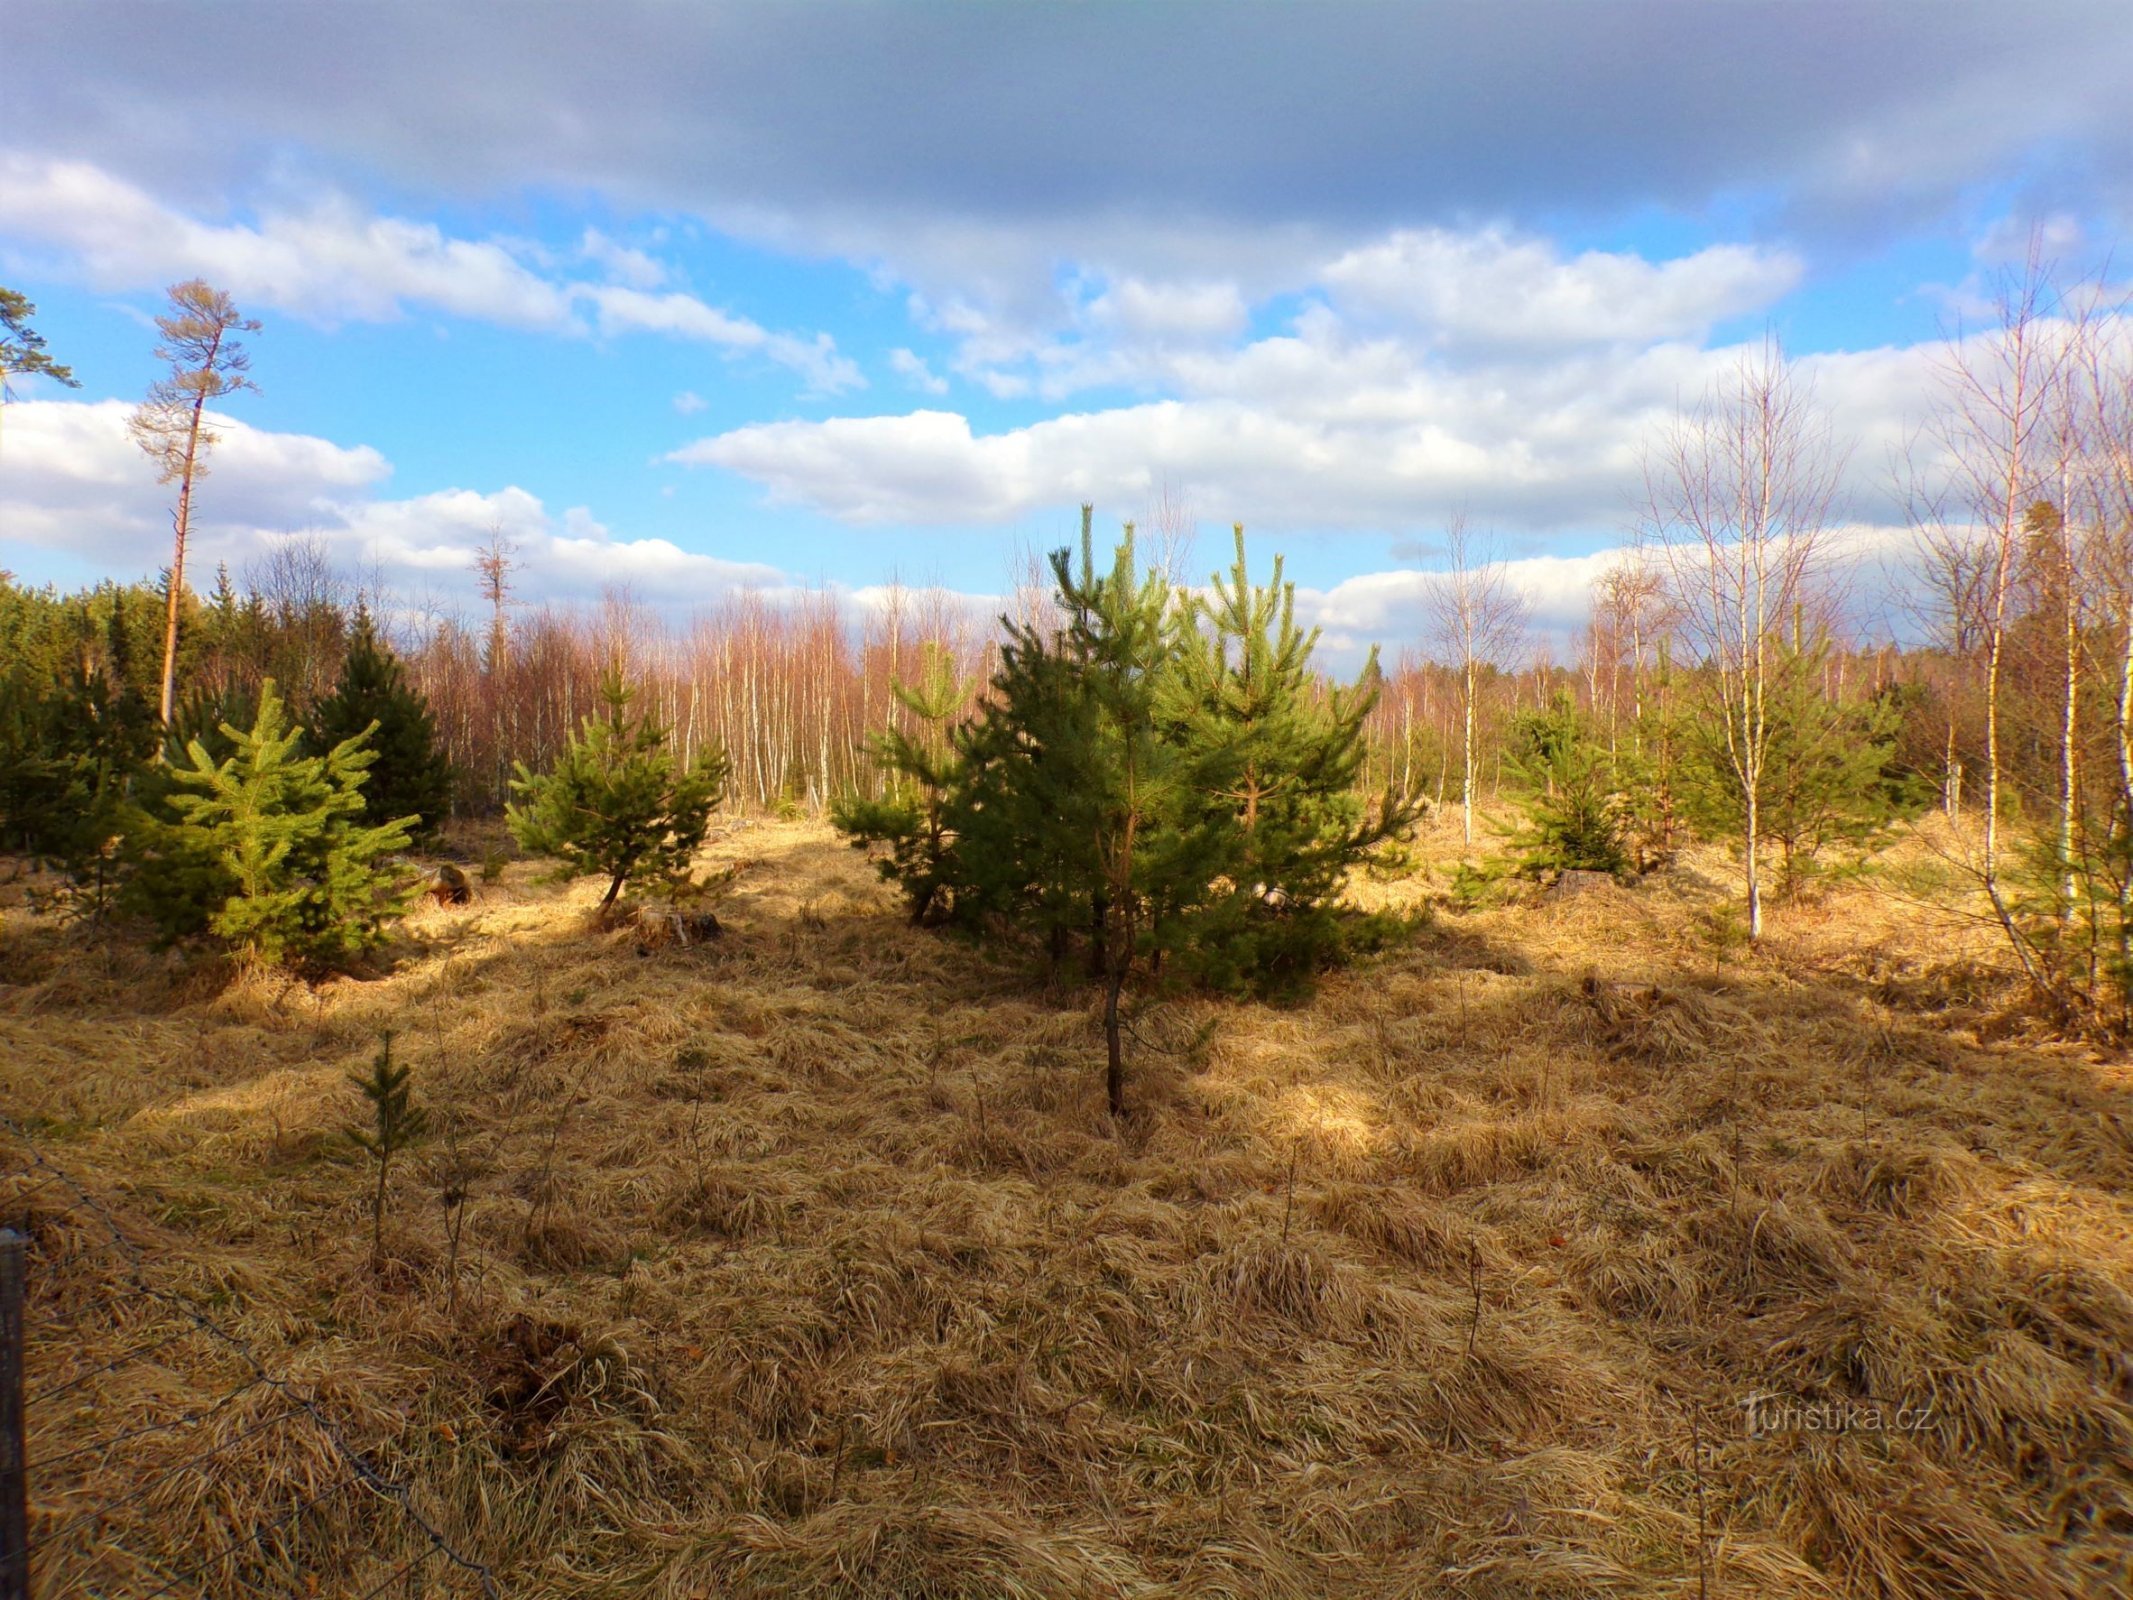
top-left (1, 821), bottom-right (2129, 1598)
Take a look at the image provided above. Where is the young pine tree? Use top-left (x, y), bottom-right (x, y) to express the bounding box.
top-left (1500, 693), bottom-right (1630, 880)
top-left (0, 661), bottom-right (158, 879)
top-left (507, 669), bottom-right (729, 911)
top-left (955, 512), bottom-right (1238, 1115)
top-left (830, 641), bottom-right (971, 923)
top-left (1171, 526), bottom-right (1420, 990)
top-left (311, 610), bottom-right (454, 841)
top-left (347, 1030), bottom-right (428, 1273)
top-left (125, 678), bottom-right (416, 966)
top-left (839, 510), bottom-right (1421, 1114)
top-left (1681, 639), bottom-right (1912, 900)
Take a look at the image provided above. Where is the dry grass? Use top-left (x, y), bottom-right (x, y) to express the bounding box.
top-left (1, 821), bottom-right (2129, 1597)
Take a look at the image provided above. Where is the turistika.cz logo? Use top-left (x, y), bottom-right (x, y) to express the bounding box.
top-left (1741, 1393), bottom-right (1937, 1438)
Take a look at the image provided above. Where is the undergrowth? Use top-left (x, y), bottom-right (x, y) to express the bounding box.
top-left (1, 821), bottom-right (2127, 1598)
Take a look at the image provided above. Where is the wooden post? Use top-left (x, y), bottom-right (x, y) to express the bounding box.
top-left (0, 1228), bottom-right (26, 1600)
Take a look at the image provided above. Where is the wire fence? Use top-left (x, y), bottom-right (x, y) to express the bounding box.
top-left (0, 1119), bottom-right (496, 1600)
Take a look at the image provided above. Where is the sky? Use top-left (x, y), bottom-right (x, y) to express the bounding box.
top-left (4, 0), bottom-right (2132, 665)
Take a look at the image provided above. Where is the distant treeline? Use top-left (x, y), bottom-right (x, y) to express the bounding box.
top-left (0, 553), bottom-right (1958, 820)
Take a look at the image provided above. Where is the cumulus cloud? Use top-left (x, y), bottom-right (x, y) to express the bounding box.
top-left (0, 154), bottom-right (574, 329)
top-left (0, 153), bottom-right (860, 391)
top-left (676, 309), bottom-right (1944, 537)
top-left (1319, 230), bottom-right (1802, 349)
top-left (1, 397), bottom-right (389, 565)
top-left (329, 486), bottom-right (785, 609)
top-left (1088, 278), bottom-right (1251, 343)
top-left (861, 226), bottom-right (1800, 410)
top-left (0, 397), bottom-right (782, 610)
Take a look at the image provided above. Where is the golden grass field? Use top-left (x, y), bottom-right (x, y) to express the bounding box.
top-left (2, 819), bottom-right (2129, 1598)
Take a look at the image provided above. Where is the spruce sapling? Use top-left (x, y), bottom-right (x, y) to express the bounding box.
top-left (348, 1030), bottom-right (428, 1272)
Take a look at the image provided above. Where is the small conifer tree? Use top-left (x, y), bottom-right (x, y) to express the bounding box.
top-left (125, 678), bottom-right (416, 965)
top-left (312, 610), bottom-right (454, 841)
top-left (506, 668), bottom-right (729, 911)
top-left (0, 605), bottom-right (159, 897)
top-left (830, 641), bottom-right (971, 923)
top-left (886, 512), bottom-right (1239, 1113)
top-left (839, 509), bottom-right (1423, 1114)
top-left (1501, 693), bottom-right (1630, 880)
top-left (348, 1030), bottom-right (428, 1272)
top-left (1052, 520), bottom-right (1235, 1113)
top-left (1681, 638), bottom-right (1913, 898)
top-left (36, 666), bottom-right (159, 913)
top-left (1171, 526), bottom-right (1420, 988)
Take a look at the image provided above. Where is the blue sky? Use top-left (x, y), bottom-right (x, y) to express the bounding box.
top-left (4, 1), bottom-right (2131, 659)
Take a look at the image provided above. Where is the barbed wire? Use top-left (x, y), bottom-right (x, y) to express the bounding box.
top-left (0, 1115), bottom-right (499, 1599)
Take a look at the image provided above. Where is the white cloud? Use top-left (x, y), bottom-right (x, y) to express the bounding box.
top-left (0, 397), bottom-right (783, 610)
top-left (0, 397), bottom-right (389, 564)
top-left (2, 396), bottom-right (1942, 673)
top-left (580, 226), bottom-right (668, 289)
top-left (671, 202), bottom-right (1966, 544)
top-left (856, 222), bottom-right (1799, 407)
top-left (1087, 278), bottom-right (1251, 342)
top-left (581, 284), bottom-right (864, 393)
top-left (0, 154), bottom-right (575, 330)
top-left (889, 348), bottom-right (949, 395)
top-left (679, 320), bottom-right (1937, 534)
top-left (1318, 229), bottom-right (1802, 348)
top-left (672, 390), bottom-right (708, 414)
top-left (0, 152), bottom-right (860, 392)
top-left (331, 485), bottom-right (785, 607)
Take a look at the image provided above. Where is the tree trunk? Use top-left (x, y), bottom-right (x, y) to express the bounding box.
top-left (1461, 657), bottom-right (1476, 847)
top-left (371, 1153), bottom-right (389, 1272)
top-left (2060, 543), bottom-right (2079, 926)
top-left (1103, 939), bottom-right (1128, 1119)
top-left (1744, 786), bottom-right (1761, 941)
top-left (2115, 605), bottom-right (2133, 1029)
top-left (156, 391), bottom-right (211, 732)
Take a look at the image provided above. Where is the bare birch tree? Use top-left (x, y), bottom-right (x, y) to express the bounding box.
top-left (1591, 552), bottom-right (1674, 755)
top-left (1645, 338), bottom-right (1845, 940)
top-left (1421, 517), bottom-right (1528, 846)
top-left (131, 280), bottom-right (260, 729)
top-left (1902, 450), bottom-right (1997, 822)
top-left (1144, 478), bottom-right (1201, 586)
top-left (2078, 305), bottom-right (2133, 1022)
top-left (1921, 250), bottom-right (2075, 986)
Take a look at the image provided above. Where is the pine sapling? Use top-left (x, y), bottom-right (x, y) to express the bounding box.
top-left (436, 1125), bottom-right (475, 1315)
top-left (348, 1030), bottom-right (428, 1272)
